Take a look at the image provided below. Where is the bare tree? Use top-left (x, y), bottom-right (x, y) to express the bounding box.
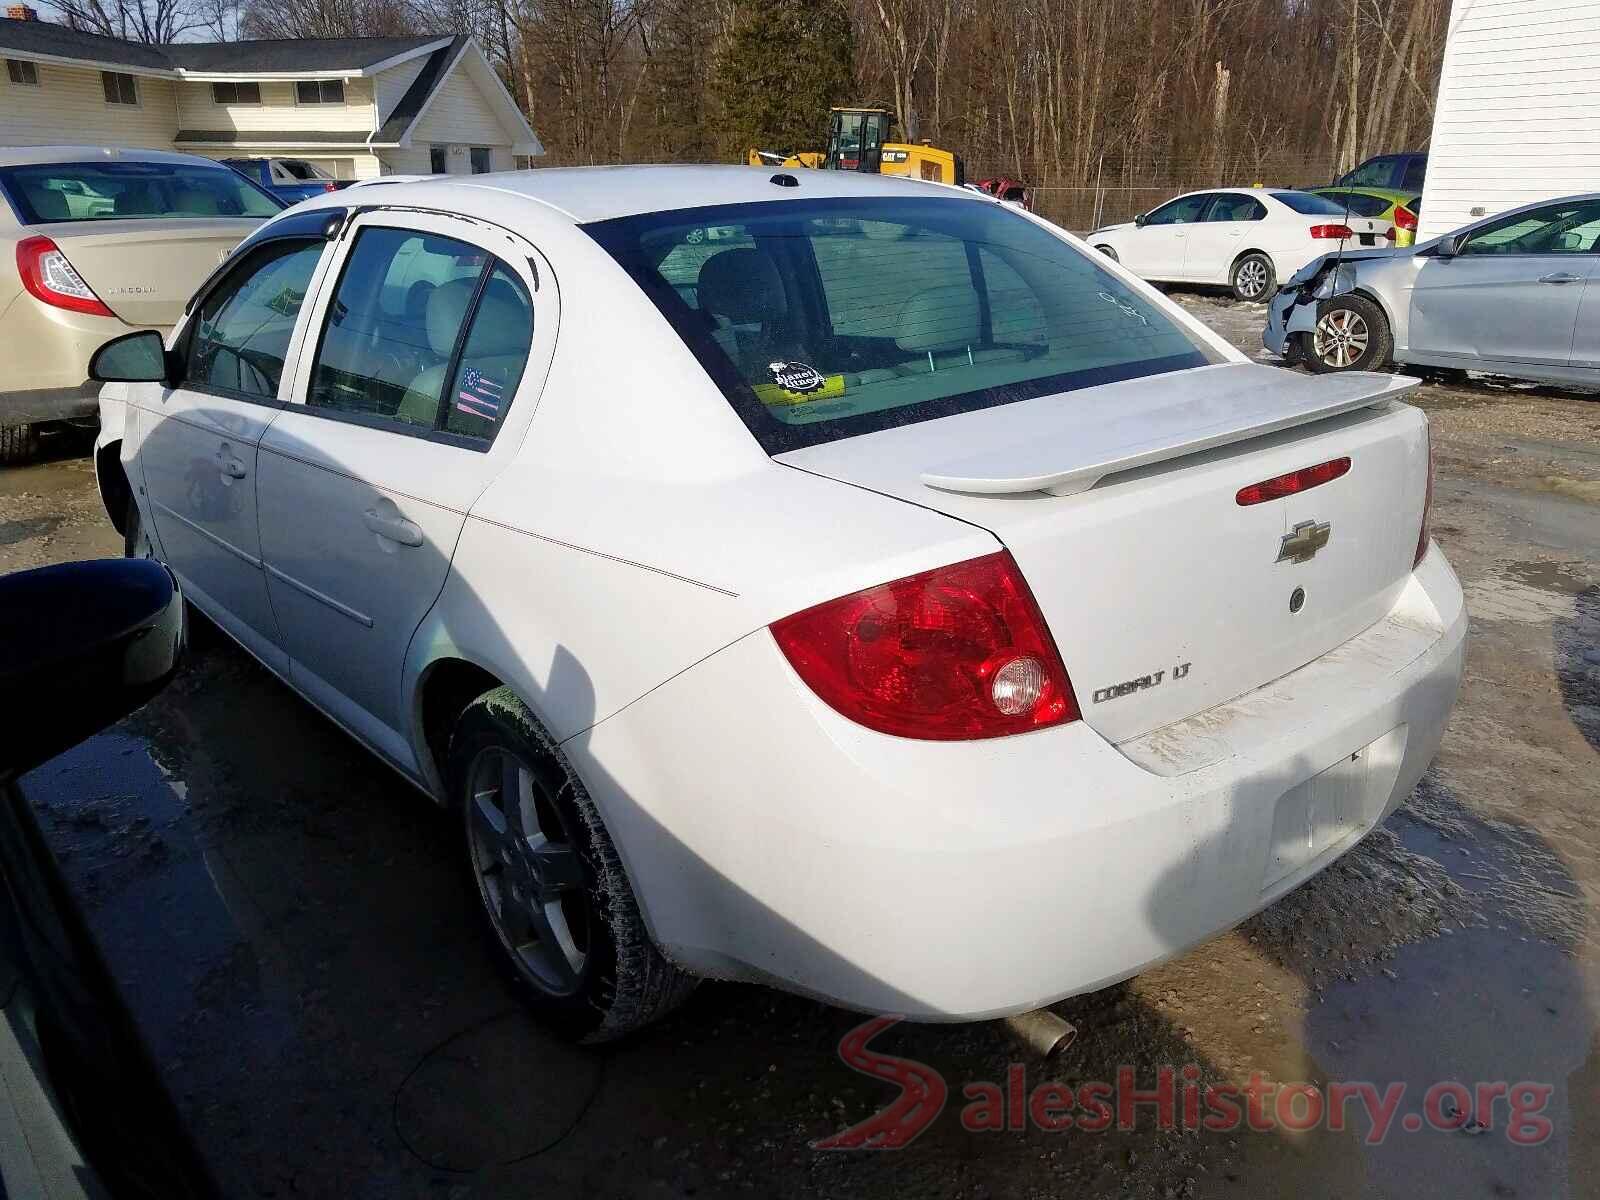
top-left (53, 0), bottom-right (200, 42)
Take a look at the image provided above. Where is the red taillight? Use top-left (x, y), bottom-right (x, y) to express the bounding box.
top-left (1385, 226), bottom-right (1397, 242)
top-left (1394, 206), bottom-right (1418, 232)
top-left (1415, 425), bottom-right (1434, 568)
top-left (1236, 457), bottom-right (1351, 506)
top-left (322, 181), bottom-right (337, 192)
top-left (1309, 223), bottom-right (1354, 240)
top-left (16, 236), bottom-right (115, 317)
top-left (770, 551), bottom-right (1080, 740)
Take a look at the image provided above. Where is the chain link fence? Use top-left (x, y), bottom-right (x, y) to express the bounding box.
top-left (963, 156), bottom-right (1350, 232)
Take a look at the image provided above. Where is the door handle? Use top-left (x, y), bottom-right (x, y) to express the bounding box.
top-left (1539, 272), bottom-right (1582, 284)
top-left (363, 508), bottom-right (423, 547)
top-left (215, 445), bottom-right (247, 479)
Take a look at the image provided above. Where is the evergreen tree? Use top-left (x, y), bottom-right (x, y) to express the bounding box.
top-left (711, 0), bottom-right (853, 161)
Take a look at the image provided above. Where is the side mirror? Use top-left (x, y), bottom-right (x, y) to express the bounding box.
top-left (1435, 233), bottom-right (1462, 259)
top-left (89, 329), bottom-right (170, 385)
top-left (1134, 212), bottom-right (1148, 228)
top-left (0, 559), bottom-right (184, 782)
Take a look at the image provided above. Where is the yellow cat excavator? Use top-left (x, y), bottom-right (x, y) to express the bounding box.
top-left (746, 106), bottom-right (964, 186)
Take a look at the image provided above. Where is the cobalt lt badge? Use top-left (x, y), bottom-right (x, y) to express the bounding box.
top-left (1277, 520), bottom-right (1331, 564)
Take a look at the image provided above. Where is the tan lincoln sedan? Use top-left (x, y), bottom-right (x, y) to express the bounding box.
top-left (0, 146), bottom-right (283, 462)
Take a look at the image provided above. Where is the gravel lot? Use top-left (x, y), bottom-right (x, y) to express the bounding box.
top-left (3, 292), bottom-right (1598, 1198)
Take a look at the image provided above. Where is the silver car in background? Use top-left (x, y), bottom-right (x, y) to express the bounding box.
top-left (1265, 193), bottom-right (1600, 383)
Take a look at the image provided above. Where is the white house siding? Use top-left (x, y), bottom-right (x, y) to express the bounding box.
top-left (373, 56), bottom-right (428, 123)
top-left (174, 77), bottom-right (376, 135)
top-left (377, 147), bottom-right (433, 174)
top-left (410, 68), bottom-right (513, 170)
top-left (0, 62), bottom-right (178, 149)
top-left (1419, 0), bottom-right (1600, 240)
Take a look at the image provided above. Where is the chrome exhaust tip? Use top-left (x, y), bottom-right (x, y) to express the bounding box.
top-left (1001, 1008), bottom-right (1078, 1060)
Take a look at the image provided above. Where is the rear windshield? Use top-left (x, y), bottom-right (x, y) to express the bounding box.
top-left (1316, 191), bottom-right (1391, 218)
top-left (0, 160), bottom-right (283, 224)
top-left (1271, 191), bottom-right (1350, 216)
top-left (587, 196), bottom-right (1210, 453)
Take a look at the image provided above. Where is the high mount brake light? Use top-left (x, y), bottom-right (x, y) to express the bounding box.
top-left (770, 551), bottom-right (1080, 740)
top-left (1236, 457), bottom-right (1351, 506)
top-left (16, 236), bottom-right (115, 318)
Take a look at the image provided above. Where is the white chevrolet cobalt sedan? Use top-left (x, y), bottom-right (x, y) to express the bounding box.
top-left (89, 166), bottom-right (1465, 1042)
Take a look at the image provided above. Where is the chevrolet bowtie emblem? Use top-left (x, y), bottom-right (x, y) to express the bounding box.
top-left (1277, 520), bottom-right (1331, 564)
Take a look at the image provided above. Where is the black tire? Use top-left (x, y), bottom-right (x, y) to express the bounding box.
top-left (1299, 293), bottom-right (1392, 374)
top-left (0, 423), bottom-right (39, 466)
top-left (448, 686), bottom-right (696, 1043)
top-left (1094, 244), bottom-right (1118, 261)
top-left (1230, 252), bottom-right (1276, 302)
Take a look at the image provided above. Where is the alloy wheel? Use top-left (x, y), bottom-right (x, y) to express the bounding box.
top-left (1235, 258), bottom-right (1269, 299)
top-left (1313, 308), bottom-right (1370, 369)
top-left (465, 746), bottom-right (592, 996)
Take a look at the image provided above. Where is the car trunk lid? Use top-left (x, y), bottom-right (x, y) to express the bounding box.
top-left (34, 219), bottom-right (261, 326)
top-left (776, 362), bottom-right (1431, 744)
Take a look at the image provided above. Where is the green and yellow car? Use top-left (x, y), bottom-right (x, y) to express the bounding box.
top-left (1308, 187), bottom-right (1421, 247)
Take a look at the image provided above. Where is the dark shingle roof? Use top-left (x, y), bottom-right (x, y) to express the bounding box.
top-left (165, 36), bottom-right (443, 74)
top-left (0, 15), bottom-right (173, 70)
top-left (173, 129), bottom-right (375, 145)
top-left (373, 35), bottom-right (467, 143)
top-left (0, 18), bottom-right (444, 75)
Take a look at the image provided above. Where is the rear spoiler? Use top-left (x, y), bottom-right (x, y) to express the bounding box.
top-left (921, 364), bottom-right (1418, 497)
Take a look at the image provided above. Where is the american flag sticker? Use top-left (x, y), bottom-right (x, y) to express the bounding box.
top-left (455, 366), bottom-right (503, 420)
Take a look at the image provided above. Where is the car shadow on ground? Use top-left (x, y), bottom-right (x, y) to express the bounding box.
top-left (1554, 585), bottom-right (1600, 757)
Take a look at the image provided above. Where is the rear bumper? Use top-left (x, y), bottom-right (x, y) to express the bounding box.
top-left (0, 292), bottom-right (139, 424)
top-left (0, 381), bottom-right (99, 424)
top-left (567, 548), bottom-right (1466, 1019)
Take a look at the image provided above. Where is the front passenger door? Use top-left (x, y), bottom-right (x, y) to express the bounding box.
top-left (135, 238), bottom-right (328, 671)
top-left (1121, 193), bottom-right (1214, 280)
top-left (257, 213), bottom-right (553, 772)
top-left (1411, 198), bottom-right (1600, 366)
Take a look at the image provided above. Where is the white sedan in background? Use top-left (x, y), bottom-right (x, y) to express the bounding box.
top-left (1088, 188), bottom-right (1388, 301)
top-left (90, 166), bottom-right (1463, 1042)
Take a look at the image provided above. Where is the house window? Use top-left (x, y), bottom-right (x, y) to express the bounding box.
top-left (470, 146), bottom-right (491, 174)
top-left (6, 59), bottom-right (39, 86)
top-left (429, 145), bottom-right (447, 174)
top-left (211, 81), bottom-right (261, 104)
top-left (101, 70), bottom-right (138, 105)
top-left (295, 79), bottom-right (345, 105)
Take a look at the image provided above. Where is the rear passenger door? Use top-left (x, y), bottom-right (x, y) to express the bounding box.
top-left (256, 211), bottom-right (556, 770)
top-left (1182, 192), bottom-right (1265, 282)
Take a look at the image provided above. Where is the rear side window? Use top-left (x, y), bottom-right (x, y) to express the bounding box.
top-left (1206, 194), bottom-right (1267, 221)
top-left (307, 226), bottom-right (532, 443)
top-left (185, 239), bottom-right (324, 399)
top-left (1401, 156), bottom-right (1427, 193)
top-left (0, 160), bottom-right (282, 223)
top-left (587, 196), bottom-right (1210, 453)
top-left (1271, 191), bottom-right (1349, 216)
